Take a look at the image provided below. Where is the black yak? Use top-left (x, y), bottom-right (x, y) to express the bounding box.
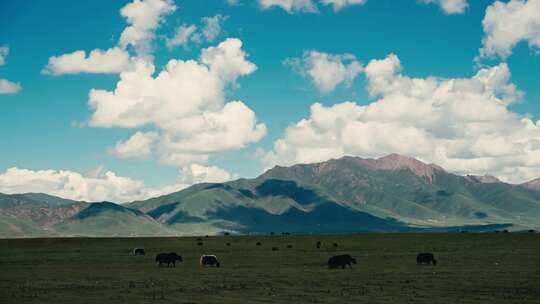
top-left (328, 254), bottom-right (357, 269)
top-left (416, 253), bottom-right (437, 266)
top-left (133, 248), bottom-right (145, 255)
top-left (256, 242), bottom-right (262, 246)
top-left (155, 252), bottom-right (183, 267)
top-left (287, 245), bottom-right (293, 249)
top-left (200, 255), bottom-right (220, 267)
top-left (272, 247), bottom-right (279, 251)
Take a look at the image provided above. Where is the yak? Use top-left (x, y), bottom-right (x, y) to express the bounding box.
top-left (416, 253), bottom-right (437, 266)
top-left (200, 255), bottom-right (220, 267)
top-left (328, 254), bottom-right (357, 269)
top-left (133, 248), bottom-right (145, 255)
top-left (155, 252), bottom-right (183, 267)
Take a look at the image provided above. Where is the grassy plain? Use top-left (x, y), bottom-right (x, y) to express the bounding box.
top-left (0, 233), bottom-right (539, 303)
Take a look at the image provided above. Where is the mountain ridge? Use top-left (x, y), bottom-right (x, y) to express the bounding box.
top-left (1, 154), bottom-right (539, 237)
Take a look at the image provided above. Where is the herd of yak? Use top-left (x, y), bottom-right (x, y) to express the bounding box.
top-left (132, 240), bottom-right (437, 269)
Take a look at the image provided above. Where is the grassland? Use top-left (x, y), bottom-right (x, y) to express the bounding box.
top-left (0, 233), bottom-right (539, 303)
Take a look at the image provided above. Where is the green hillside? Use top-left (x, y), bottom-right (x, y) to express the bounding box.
top-left (1, 154), bottom-right (540, 237)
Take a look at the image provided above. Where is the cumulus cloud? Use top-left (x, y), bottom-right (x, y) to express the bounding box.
top-left (478, 0), bottom-right (540, 60)
top-left (108, 131), bottom-right (159, 159)
top-left (285, 50), bottom-right (363, 93)
top-left (167, 15), bottom-right (227, 49)
top-left (42, 47), bottom-right (130, 75)
top-left (259, 0), bottom-right (318, 13)
top-left (90, 38), bottom-right (266, 167)
top-left (0, 167), bottom-right (156, 202)
top-left (119, 0), bottom-right (176, 54)
top-left (43, 0), bottom-right (175, 75)
top-left (166, 24), bottom-right (198, 48)
top-left (201, 15), bottom-right (228, 42)
top-left (0, 79), bottom-right (22, 94)
top-left (418, 0), bottom-right (468, 14)
top-left (0, 164), bottom-right (235, 202)
top-left (263, 53), bottom-right (540, 184)
top-left (320, 0), bottom-right (367, 11)
top-left (0, 45), bottom-right (22, 94)
top-left (180, 164), bottom-right (233, 184)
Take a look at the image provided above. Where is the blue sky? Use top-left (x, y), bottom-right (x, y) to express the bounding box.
top-left (0, 0), bottom-right (539, 202)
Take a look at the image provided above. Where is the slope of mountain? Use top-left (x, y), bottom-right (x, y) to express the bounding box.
top-left (0, 194), bottom-right (173, 237)
top-left (522, 178), bottom-right (540, 191)
top-left (465, 175), bottom-right (502, 184)
top-left (0, 193), bottom-right (89, 236)
top-left (1, 154), bottom-right (539, 237)
top-left (127, 154), bottom-right (539, 234)
top-left (54, 202), bottom-right (175, 237)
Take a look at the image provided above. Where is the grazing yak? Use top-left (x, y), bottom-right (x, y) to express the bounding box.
top-left (416, 253), bottom-right (437, 266)
top-left (200, 255), bottom-right (220, 267)
top-left (155, 252), bottom-right (183, 267)
top-left (286, 245), bottom-right (293, 249)
top-left (316, 241), bottom-right (321, 249)
top-left (333, 243), bottom-right (338, 248)
top-left (256, 242), bottom-right (262, 246)
top-left (133, 248), bottom-right (145, 255)
top-left (272, 247), bottom-right (279, 251)
top-left (328, 254), bottom-right (357, 269)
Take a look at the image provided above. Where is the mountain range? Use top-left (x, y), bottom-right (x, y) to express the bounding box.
top-left (1, 154), bottom-right (539, 237)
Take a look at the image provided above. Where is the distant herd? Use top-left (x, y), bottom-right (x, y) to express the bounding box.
top-left (132, 239), bottom-right (439, 269)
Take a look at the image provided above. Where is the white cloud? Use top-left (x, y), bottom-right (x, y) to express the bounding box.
top-left (201, 14), bottom-right (228, 42)
top-left (90, 38), bottom-right (266, 168)
top-left (119, 0), bottom-right (176, 55)
top-left (42, 47), bottom-right (130, 75)
top-left (158, 101), bottom-right (266, 165)
top-left (167, 14), bottom-right (227, 49)
top-left (0, 46), bottom-right (21, 94)
top-left (43, 0), bottom-right (175, 75)
top-left (180, 164), bottom-right (233, 184)
top-left (257, 0), bottom-right (468, 13)
top-left (320, 0), bottom-right (367, 11)
top-left (108, 131), bottom-right (159, 159)
top-left (0, 45), bottom-right (8, 66)
top-left (418, 0), bottom-right (468, 14)
top-left (264, 54), bottom-right (540, 184)
top-left (0, 167), bottom-right (165, 202)
top-left (285, 50), bottom-right (363, 93)
top-left (259, 0), bottom-right (318, 13)
top-left (166, 24), bottom-right (198, 48)
top-left (0, 164), bottom-right (235, 202)
top-left (479, 0), bottom-right (540, 60)
top-left (0, 79), bottom-right (22, 94)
